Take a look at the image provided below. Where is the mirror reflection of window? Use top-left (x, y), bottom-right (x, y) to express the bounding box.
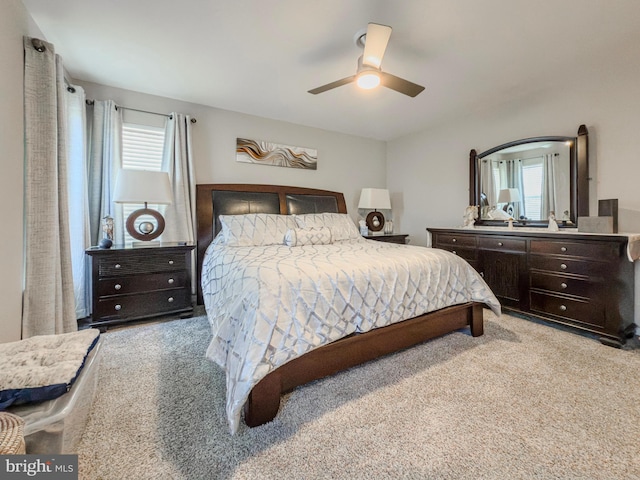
top-left (522, 159), bottom-right (543, 220)
top-left (479, 141), bottom-right (570, 221)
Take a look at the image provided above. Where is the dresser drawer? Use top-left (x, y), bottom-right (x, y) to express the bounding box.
top-left (93, 288), bottom-right (191, 321)
top-left (434, 233), bottom-right (476, 248)
top-left (438, 245), bottom-right (477, 262)
top-left (529, 255), bottom-right (602, 277)
top-left (530, 291), bottom-right (605, 328)
top-left (530, 272), bottom-right (594, 298)
top-left (97, 271), bottom-right (187, 296)
top-left (530, 240), bottom-right (619, 259)
top-left (478, 236), bottom-right (526, 253)
top-left (98, 252), bottom-right (186, 276)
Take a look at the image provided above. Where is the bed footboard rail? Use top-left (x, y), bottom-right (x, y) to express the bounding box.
top-left (244, 301), bottom-right (484, 427)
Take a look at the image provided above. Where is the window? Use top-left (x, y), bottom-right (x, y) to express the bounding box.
top-left (121, 123), bottom-right (165, 243)
top-left (521, 158), bottom-right (543, 220)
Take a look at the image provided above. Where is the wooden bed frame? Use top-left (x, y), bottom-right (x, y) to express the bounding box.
top-left (196, 183), bottom-right (484, 427)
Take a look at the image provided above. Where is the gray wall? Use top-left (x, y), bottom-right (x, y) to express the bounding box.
top-left (387, 66), bottom-right (640, 246)
top-left (78, 81), bottom-right (387, 219)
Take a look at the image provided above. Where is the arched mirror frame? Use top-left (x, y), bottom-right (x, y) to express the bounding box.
top-left (469, 124), bottom-right (589, 228)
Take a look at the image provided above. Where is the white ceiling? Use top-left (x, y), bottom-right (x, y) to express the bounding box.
top-left (21, 0), bottom-right (640, 141)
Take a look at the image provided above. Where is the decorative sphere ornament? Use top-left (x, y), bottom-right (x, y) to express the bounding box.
top-left (138, 221), bottom-right (155, 235)
top-left (98, 238), bottom-right (113, 249)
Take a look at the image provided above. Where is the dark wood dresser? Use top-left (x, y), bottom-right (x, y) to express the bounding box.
top-left (428, 228), bottom-right (636, 347)
top-left (84, 243), bottom-right (195, 329)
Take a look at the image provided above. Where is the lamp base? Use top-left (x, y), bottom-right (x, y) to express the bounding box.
top-left (126, 207), bottom-right (166, 241)
top-left (365, 211), bottom-right (385, 232)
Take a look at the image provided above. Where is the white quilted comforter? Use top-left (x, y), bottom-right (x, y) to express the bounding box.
top-left (202, 237), bottom-right (500, 433)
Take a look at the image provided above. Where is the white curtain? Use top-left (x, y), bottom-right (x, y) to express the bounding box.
top-left (541, 153), bottom-right (557, 218)
top-left (501, 159), bottom-right (524, 219)
top-left (480, 159), bottom-right (496, 214)
top-left (87, 100), bottom-right (123, 246)
top-left (22, 37), bottom-right (76, 337)
top-left (160, 113), bottom-right (196, 244)
top-left (65, 84), bottom-right (91, 319)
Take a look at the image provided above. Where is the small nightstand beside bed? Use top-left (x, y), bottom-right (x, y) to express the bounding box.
top-left (196, 184), bottom-right (500, 433)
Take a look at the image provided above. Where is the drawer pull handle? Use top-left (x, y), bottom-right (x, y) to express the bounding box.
top-left (115, 263), bottom-right (121, 269)
top-left (560, 282), bottom-right (568, 289)
top-left (168, 278), bottom-right (174, 284)
top-left (560, 263), bottom-right (567, 270)
top-left (559, 305), bottom-right (567, 312)
top-left (497, 242), bottom-right (503, 246)
top-left (168, 297), bottom-right (174, 303)
top-left (452, 250), bottom-right (457, 255)
top-left (560, 246), bottom-right (567, 252)
top-left (114, 284), bottom-right (122, 290)
top-left (452, 238), bottom-right (457, 243)
top-left (168, 260), bottom-right (174, 265)
top-left (114, 304), bottom-right (122, 311)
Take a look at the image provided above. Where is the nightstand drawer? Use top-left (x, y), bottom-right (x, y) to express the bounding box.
top-left (98, 252), bottom-right (186, 276)
top-left (93, 288), bottom-right (191, 321)
top-left (97, 271), bottom-right (187, 296)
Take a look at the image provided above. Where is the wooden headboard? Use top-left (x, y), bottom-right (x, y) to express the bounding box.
top-left (196, 184), bottom-right (347, 303)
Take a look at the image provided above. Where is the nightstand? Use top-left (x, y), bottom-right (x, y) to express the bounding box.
top-left (364, 234), bottom-right (409, 244)
top-left (84, 242), bottom-right (195, 329)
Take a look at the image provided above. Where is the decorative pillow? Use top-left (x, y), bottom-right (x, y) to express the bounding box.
top-left (219, 214), bottom-right (297, 246)
top-left (284, 227), bottom-right (333, 247)
top-left (294, 213), bottom-right (361, 242)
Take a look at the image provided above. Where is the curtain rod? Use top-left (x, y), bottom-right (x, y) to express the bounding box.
top-left (484, 152), bottom-right (560, 163)
top-left (85, 99), bottom-right (197, 123)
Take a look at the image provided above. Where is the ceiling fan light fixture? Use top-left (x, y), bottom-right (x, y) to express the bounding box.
top-left (308, 23), bottom-right (425, 97)
top-left (356, 71), bottom-right (380, 89)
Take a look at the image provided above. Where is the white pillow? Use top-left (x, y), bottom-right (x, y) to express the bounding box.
top-left (219, 214), bottom-right (297, 246)
top-left (294, 213), bottom-right (361, 242)
top-left (284, 227), bottom-right (333, 247)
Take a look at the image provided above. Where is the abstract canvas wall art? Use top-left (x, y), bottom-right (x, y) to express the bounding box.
top-left (236, 138), bottom-right (318, 170)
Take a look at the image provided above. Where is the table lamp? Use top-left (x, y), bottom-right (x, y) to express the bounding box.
top-left (113, 169), bottom-right (173, 242)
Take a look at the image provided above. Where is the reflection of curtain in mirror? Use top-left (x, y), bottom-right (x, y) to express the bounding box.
top-left (480, 159), bottom-right (496, 215)
top-left (502, 159), bottom-right (524, 219)
top-left (541, 153), bottom-right (557, 218)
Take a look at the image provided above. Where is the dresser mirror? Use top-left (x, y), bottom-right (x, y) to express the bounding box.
top-left (469, 125), bottom-right (589, 227)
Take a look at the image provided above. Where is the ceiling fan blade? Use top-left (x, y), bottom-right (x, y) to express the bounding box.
top-left (380, 72), bottom-right (425, 97)
top-left (362, 23), bottom-right (392, 68)
top-left (308, 75), bottom-right (356, 95)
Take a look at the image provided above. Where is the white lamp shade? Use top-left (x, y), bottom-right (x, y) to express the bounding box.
top-left (113, 169), bottom-right (173, 205)
top-left (498, 188), bottom-right (520, 204)
top-left (358, 188), bottom-right (391, 210)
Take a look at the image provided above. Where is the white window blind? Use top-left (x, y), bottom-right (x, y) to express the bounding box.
top-left (522, 162), bottom-right (543, 220)
top-left (121, 123), bottom-right (166, 243)
top-left (122, 123), bottom-right (165, 171)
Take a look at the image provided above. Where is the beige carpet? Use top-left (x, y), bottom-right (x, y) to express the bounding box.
top-left (77, 311), bottom-right (640, 479)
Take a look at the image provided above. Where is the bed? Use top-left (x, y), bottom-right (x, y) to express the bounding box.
top-left (196, 184), bottom-right (500, 433)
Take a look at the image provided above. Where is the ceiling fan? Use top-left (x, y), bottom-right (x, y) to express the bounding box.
top-left (308, 23), bottom-right (425, 98)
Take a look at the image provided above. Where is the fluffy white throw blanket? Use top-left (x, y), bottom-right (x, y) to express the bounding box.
top-left (0, 329), bottom-right (100, 393)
